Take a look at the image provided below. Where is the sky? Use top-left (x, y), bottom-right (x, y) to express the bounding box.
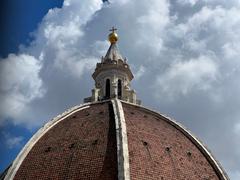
top-left (0, 0), bottom-right (240, 179)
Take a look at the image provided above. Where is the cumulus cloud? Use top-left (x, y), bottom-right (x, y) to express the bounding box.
top-left (135, 0), bottom-right (170, 55)
top-left (29, 0), bottom-right (103, 78)
top-left (155, 56), bottom-right (218, 99)
top-left (234, 122), bottom-right (240, 136)
top-left (134, 65), bottom-right (146, 80)
top-left (177, 0), bottom-right (198, 6)
top-left (0, 54), bottom-right (44, 125)
top-left (2, 132), bottom-right (24, 149)
top-left (0, 0), bottom-right (103, 125)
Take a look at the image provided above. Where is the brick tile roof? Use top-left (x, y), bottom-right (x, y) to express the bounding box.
top-left (122, 102), bottom-right (222, 180)
top-left (3, 100), bottom-right (228, 180)
top-left (14, 102), bottom-right (118, 180)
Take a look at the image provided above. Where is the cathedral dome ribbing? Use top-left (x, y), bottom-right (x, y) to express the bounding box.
top-left (3, 100), bottom-right (228, 180)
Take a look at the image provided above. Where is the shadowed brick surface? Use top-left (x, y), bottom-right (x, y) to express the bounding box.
top-left (14, 102), bottom-right (118, 180)
top-left (123, 102), bottom-right (220, 180)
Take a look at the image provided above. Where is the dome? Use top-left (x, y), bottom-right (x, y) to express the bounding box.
top-left (4, 100), bottom-right (228, 180)
top-left (2, 28), bottom-right (228, 180)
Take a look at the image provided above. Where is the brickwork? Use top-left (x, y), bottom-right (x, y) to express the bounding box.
top-left (8, 100), bottom-right (228, 180)
top-left (14, 102), bottom-right (118, 180)
top-left (122, 102), bottom-right (221, 180)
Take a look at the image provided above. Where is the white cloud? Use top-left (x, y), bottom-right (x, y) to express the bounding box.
top-left (234, 122), bottom-right (240, 135)
top-left (177, 0), bottom-right (198, 6)
top-left (135, 0), bottom-right (170, 55)
top-left (31, 0), bottom-right (103, 78)
top-left (155, 56), bottom-right (218, 99)
top-left (134, 65), bottom-right (146, 80)
top-left (91, 40), bottom-right (109, 56)
top-left (110, 0), bottom-right (130, 5)
top-left (172, 6), bottom-right (240, 57)
top-left (6, 136), bottom-right (24, 149)
top-left (0, 0), bottom-right (103, 125)
top-left (0, 54), bottom-right (44, 124)
top-left (2, 132), bottom-right (24, 149)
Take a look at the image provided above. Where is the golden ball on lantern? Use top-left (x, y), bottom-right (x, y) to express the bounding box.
top-left (108, 32), bottom-right (118, 43)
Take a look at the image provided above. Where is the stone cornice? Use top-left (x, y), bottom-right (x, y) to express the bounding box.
top-left (92, 61), bottom-right (134, 81)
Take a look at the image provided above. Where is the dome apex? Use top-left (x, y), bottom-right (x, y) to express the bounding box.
top-left (108, 27), bottom-right (118, 43)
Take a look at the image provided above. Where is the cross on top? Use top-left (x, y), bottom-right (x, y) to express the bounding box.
top-left (109, 26), bottom-right (117, 33)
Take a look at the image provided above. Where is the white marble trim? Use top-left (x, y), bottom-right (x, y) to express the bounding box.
top-left (111, 99), bottom-right (130, 180)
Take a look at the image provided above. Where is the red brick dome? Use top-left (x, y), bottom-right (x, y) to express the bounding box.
top-left (4, 100), bottom-right (228, 180)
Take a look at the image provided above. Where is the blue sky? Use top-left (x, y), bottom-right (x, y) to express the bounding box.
top-left (1, 0), bottom-right (240, 179)
top-left (0, 0), bottom-right (63, 172)
top-left (0, 0), bottom-right (64, 57)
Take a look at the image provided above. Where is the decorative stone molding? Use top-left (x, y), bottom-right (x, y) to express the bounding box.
top-left (112, 99), bottom-right (130, 180)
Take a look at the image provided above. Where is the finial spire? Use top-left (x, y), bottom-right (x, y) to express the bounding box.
top-left (109, 26), bottom-right (117, 33)
top-left (108, 26), bottom-right (118, 44)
